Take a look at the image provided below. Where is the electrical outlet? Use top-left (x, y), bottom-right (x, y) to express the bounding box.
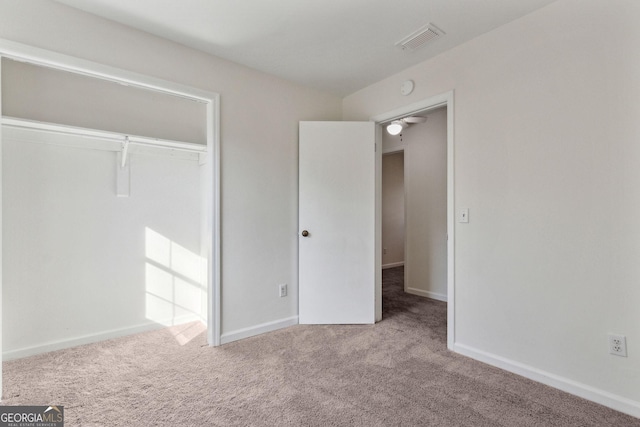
top-left (608, 334), bottom-right (627, 357)
top-left (383, 248), bottom-right (387, 255)
top-left (279, 284), bottom-right (287, 298)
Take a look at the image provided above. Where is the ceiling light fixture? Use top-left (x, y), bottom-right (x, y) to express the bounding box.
top-left (386, 120), bottom-right (405, 136)
top-left (386, 116), bottom-right (428, 135)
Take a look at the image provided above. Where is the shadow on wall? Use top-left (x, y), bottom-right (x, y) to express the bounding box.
top-left (145, 227), bottom-right (207, 344)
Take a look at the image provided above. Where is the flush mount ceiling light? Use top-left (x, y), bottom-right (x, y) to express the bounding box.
top-left (386, 116), bottom-right (427, 135)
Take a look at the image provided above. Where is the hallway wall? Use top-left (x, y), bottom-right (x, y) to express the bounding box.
top-left (381, 152), bottom-right (404, 268)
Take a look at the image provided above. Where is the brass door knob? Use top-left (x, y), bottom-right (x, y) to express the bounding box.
top-left (301, 230), bottom-right (309, 237)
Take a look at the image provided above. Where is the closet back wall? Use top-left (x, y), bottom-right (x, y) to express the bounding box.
top-left (3, 132), bottom-right (204, 359)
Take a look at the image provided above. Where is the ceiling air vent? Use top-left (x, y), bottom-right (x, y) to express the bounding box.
top-left (396, 23), bottom-right (444, 51)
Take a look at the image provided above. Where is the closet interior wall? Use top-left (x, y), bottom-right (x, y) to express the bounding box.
top-left (1, 58), bottom-right (209, 359)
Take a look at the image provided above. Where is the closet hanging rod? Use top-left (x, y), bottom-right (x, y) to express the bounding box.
top-left (1, 116), bottom-right (207, 153)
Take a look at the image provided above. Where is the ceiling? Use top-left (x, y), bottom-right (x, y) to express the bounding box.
top-left (54, 0), bottom-right (557, 96)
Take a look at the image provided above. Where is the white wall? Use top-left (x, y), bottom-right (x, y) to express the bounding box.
top-left (383, 108), bottom-right (448, 300)
top-left (345, 0), bottom-right (640, 416)
top-left (381, 152), bottom-right (404, 267)
top-left (0, 0), bottom-right (342, 341)
top-left (2, 131), bottom-right (204, 358)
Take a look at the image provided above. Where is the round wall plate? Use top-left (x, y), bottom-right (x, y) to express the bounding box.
top-left (401, 80), bottom-right (414, 96)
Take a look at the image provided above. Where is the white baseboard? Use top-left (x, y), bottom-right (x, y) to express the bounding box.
top-left (382, 262), bottom-right (404, 269)
top-left (405, 287), bottom-right (447, 302)
top-left (220, 316), bottom-right (299, 345)
top-left (3, 314), bottom-right (202, 361)
top-left (454, 343), bottom-right (640, 420)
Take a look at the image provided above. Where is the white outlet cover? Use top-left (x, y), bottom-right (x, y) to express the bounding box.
top-left (608, 334), bottom-right (627, 357)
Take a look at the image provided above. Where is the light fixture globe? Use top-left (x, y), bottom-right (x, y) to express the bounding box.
top-left (386, 120), bottom-right (405, 135)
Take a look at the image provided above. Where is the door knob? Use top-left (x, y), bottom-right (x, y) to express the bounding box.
top-left (301, 230), bottom-right (309, 237)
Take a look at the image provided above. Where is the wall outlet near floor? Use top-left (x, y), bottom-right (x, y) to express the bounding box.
top-left (279, 284), bottom-right (288, 298)
top-left (608, 334), bottom-right (627, 357)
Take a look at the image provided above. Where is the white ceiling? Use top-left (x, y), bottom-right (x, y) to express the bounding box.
top-left (54, 0), bottom-right (557, 96)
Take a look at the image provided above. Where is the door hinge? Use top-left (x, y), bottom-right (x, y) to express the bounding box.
top-left (374, 143), bottom-right (377, 152)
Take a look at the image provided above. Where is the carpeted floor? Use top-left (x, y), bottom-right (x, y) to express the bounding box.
top-left (2, 267), bottom-right (639, 426)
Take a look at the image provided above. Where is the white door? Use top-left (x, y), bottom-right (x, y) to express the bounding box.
top-left (299, 121), bottom-right (376, 324)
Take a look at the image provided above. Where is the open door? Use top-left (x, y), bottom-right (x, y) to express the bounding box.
top-left (299, 121), bottom-right (376, 324)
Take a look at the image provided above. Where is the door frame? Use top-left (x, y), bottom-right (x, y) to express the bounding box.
top-left (0, 38), bottom-right (221, 395)
top-left (371, 90), bottom-right (455, 349)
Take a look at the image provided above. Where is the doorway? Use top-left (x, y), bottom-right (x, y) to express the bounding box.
top-left (372, 91), bottom-right (455, 349)
top-left (382, 107), bottom-right (448, 302)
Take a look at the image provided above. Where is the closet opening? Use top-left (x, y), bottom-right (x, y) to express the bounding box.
top-left (0, 42), bottom-right (220, 390)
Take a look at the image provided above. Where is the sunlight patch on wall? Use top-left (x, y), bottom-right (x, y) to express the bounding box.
top-left (145, 227), bottom-right (206, 344)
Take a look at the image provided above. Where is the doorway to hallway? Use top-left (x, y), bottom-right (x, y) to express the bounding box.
top-left (373, 91), bottom-right (454, 348)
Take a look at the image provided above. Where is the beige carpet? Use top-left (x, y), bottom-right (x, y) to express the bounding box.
top-left (2, 267), bottom-right (639, 426)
